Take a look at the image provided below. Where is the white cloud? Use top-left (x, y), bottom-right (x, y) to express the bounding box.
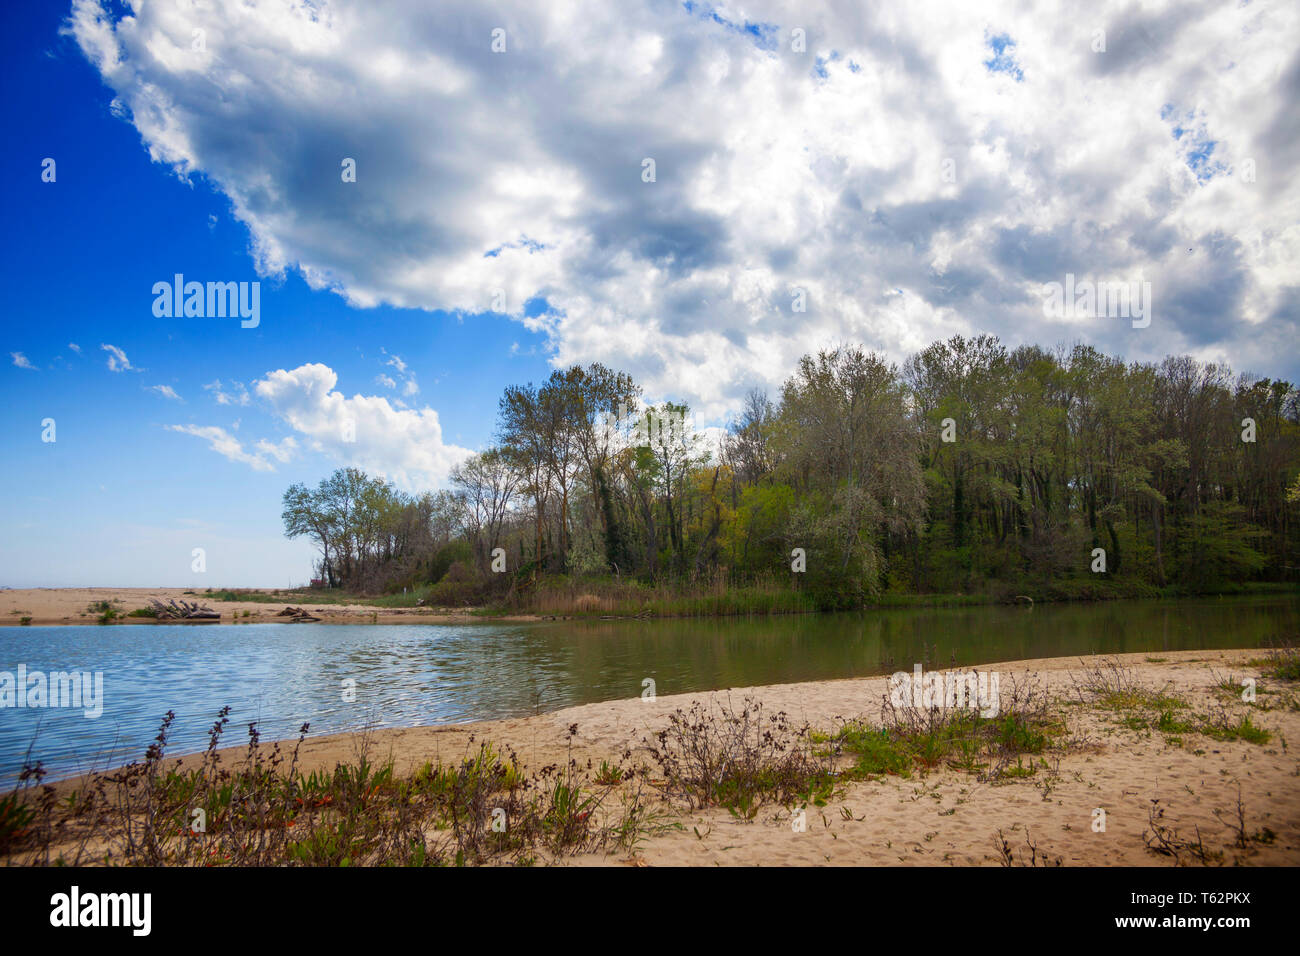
top-left (375, 373), bottom-right (397, 389)
top-left (148, 384), bottom-right (182, 400)
top-left (166, 424), bottom-right (294, 472)
top-left (11, 352), bottom-right (36, 370)
top-left (68, 343), bottom-right (82, 355)
top-left (101, 343), bottom-right (132, 372)
top-left (68, 0), bottom-right (1300, 418)
top-left (253, 363), bottom-right (471, 489)
top-left (381, 351), bottom-right (418, 396)
top-left (254, 436), bottom-right (298, 464)
top-left (202, 379), bottom-right (251, 406)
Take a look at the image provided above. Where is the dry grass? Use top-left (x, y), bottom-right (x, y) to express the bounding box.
top-left (1, 710), bottom-right (676, 867)
top-left (507, 570), bottom-right (814, 618)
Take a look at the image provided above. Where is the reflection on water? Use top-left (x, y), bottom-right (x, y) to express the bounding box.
top-left (0, 594), bottom-right (1295, 783)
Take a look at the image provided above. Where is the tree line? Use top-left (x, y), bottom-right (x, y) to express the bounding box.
top-left (282, 335), bottom-right (1300, 606)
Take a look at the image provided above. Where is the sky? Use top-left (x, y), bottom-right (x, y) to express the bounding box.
top-left (1, 0), bottom-right (1297, 587)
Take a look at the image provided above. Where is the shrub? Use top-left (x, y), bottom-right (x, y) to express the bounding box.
top-left (1, 710), bottom-right (669, 867)
top-left (424, 561), bottom-right (496, 607)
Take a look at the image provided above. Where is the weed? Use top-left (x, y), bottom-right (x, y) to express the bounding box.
top-left (2, 708), bottom-right (669, 867)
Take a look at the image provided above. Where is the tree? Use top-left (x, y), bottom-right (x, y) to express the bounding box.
top-left (280, 339), bottom-right (1299, 599)
top-left (282, 481), bottom-right (337, 585)
top-left (498, 383), bottom-right (552, 574)
top-left (451, 447), bottom-right (519, 572)
top-left (777, 347), bottom-right (924, 586)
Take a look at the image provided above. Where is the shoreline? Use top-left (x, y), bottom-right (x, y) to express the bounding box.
top-left (3, 585), bottom-right (1294, 628)
top-left (20, 647), bottom-right (1300, 866)
top-left (124, 647), bottom-right (1287, 779)
top-left (0, 587), bottom-right (537, 627)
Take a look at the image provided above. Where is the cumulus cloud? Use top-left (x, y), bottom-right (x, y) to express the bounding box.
top-left (101, 343), bottom-right (132, 371)
top-left (148, 384), bottom-right (182, 400)
top-left (253, 363), bottom-right (471, 489)
top-left (166, 424), bottom-right (296, 472)
top-left (68, 0), bottom-right (1300, 418)
top-left (11, 352), bottom-right (36, 370)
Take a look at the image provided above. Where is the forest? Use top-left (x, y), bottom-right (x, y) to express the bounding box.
top-left (281, 335), bottom-right (1300, 611)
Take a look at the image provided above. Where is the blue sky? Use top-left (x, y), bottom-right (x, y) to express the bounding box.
top-left (0, 3), bottom-right (554, 586)
top-left (2, 1), bottom-right (1298, 586)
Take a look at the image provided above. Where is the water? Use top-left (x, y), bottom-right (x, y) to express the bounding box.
top-left (0, 594), bottom-right (1295, 783)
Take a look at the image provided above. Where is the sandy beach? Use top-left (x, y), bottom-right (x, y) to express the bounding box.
top-left (28, 647), bottom-right (1300, 867)
top-left (0, 587), bottom-right (523, 626)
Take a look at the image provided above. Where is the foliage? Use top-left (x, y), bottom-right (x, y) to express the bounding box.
top-left (281, 340), bottom-right (1300, 603)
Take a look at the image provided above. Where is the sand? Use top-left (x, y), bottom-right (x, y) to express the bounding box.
top-left (37, 647), bottom-right (1300, 867)
top-left (0, 587), bottom-right (525, 626)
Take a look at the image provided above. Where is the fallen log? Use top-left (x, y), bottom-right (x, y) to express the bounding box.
top-left (151, 598), bottom-right (220, 621)
top-left (275, 606), bottom-right (321, 622)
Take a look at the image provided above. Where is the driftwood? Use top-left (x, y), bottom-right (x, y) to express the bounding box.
top-left (276, 606), bottom-right (321, 623)
top-left (151, 598), bottom-right (220, 621)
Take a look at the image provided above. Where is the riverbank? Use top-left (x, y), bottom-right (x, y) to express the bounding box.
top-left (11, 648), bottom-right (1298, 866)
top-left (0, 587), bottom-right (535, 626)
top-left (478, 578), bottom-right (1297, 618)
top-left (4, 583), bottom-right (1293, 627)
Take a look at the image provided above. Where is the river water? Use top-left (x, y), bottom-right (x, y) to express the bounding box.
top-left (1, 593), bottom-right (1295, 783)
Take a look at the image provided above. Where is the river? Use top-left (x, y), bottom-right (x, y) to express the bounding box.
top-left (1, 593), bottom-right (1295, 783)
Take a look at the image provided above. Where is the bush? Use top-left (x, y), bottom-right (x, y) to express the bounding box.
top-left (425, 560), bottom-right (499, 607)
top-left (427, 539), bottom-right (473, 585)
top-left (643, 697), bottom-right (835, 813)
top-left (802, 565), bottom-right (865, 611)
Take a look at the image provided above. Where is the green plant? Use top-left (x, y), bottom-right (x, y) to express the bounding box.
top-left (87, 599), bottom-right (120, 624)
top-left (643, 697), bottom-right (836, 812)
top-left (1260, 639), bottom-right (1300, 681)
top-left (1201, 712), bottom-right (1271, 745)
top-left (0, 792), bottom-right (35, 854)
